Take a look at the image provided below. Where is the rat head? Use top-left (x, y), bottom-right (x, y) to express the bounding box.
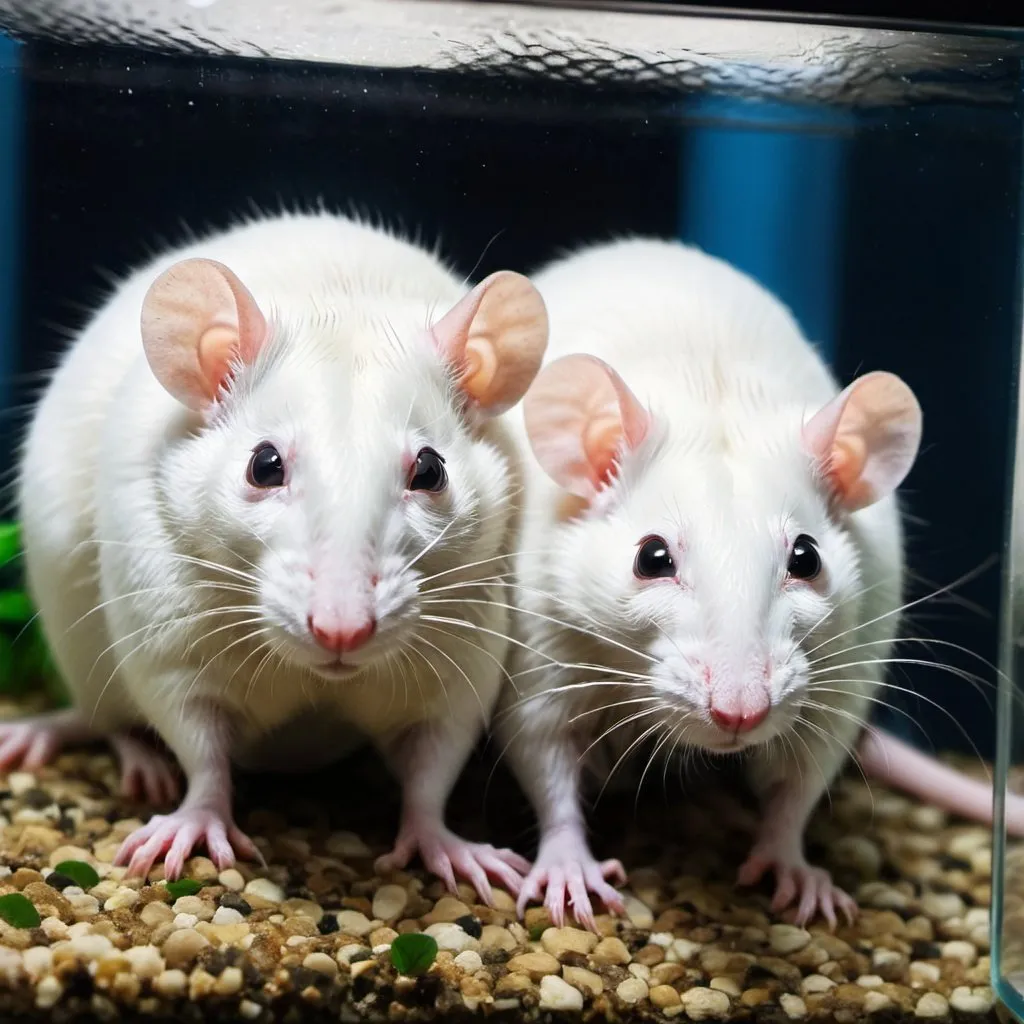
top-left (141, 256), bottom-right (547, 680)
top-left (524, 354), bottom-right (922, 754)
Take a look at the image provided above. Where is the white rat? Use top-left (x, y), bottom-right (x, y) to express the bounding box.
top-left (498, 237), bottom-right (1019, 930)
top-left (8, 211), bottom-right (548, 898)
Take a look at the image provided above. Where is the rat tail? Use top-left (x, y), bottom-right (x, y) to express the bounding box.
top-left (856, 728), bottom-right (1024, 837)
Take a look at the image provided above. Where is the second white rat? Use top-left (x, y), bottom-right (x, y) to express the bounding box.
top-left (498, 237), bottom-right (1016, 929)
top-left (8, 211), bottom-right (547, 898)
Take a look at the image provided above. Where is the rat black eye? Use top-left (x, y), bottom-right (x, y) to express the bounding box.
top-left (247, 443), bottom-right (286, 488)
top-left (788, 534), bottom-right (822, 581)
top-left (409, 447), bottom-right (447, 493)
top-left (634, 535), bottom-right (676, 580)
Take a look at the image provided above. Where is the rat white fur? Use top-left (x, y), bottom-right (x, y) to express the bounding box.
top-left (498, 237), bottom-right (914, 929)
top-left (12, 211), bottom-right (542, 896)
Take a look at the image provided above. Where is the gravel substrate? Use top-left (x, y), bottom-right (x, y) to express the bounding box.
top-left (0, 703), bottom-right (1011, 1023)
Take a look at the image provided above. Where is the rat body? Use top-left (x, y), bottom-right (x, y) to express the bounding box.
top-left (499, 237), bottom-right (1012, 929)
top-left (11, 211), bottom-right (547, 896)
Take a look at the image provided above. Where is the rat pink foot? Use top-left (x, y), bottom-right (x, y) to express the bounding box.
top-left (375, 817), bottom-right (530, 907)
top-left (111, 735), bottom-right (180, 806)
top-left (0, 708), bottom-right (98, 769)
top-left (517, 828), bottom-right (627, 931)
top-left (115, 807), bottom-right (261, 880)
top-left (738, 846), bottom-right (857, 928)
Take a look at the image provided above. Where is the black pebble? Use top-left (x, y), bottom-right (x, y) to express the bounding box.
top-left (455, 914), bottom-right (482, 938)
top-left (938, 854), bottom-right (971, 872)
top-left (56, 816), bottom-right (76, 835)
top-left (318, 914), bottom-right (339, 935)
top-left (21, 788), bottom-right (52, 809)
top-left (218, 893), bottom-right (252, 916)
top-left (745, 964), bottom-right (776, 984)
top-left (910, 940), bottom-right (942, 960)
top-left (46, 872), bottom-right (78, 891)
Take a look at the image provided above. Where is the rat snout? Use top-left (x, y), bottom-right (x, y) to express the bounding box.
top-left (710, 703), bottom-right (768, 734)
top-left (307, 613), bottom-right (376, 655)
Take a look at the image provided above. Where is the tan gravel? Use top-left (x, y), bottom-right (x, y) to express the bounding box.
top-left (0, 701), bottom-right (1011, 1021)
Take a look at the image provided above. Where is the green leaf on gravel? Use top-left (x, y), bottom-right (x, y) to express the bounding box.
top-left (0, 590), bottom-right (33, 623)
top-left (0, 892), bottom-right (40, 929)
top-left (0, 523), bottom-right (20, 568)
top-left (389, 932), bottom-right (438, 976)
top-left (53, 860), bottom-right (100, 890)
top-left (165, 878), bottom-right (205, 899)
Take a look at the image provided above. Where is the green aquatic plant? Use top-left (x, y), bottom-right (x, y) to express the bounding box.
top-left (389, 933), bottom-right (438, 976)
top-left (0, 521), bottom-right (67, 706)
top-left (0, 892), bottom-right (40, 929)
top-left (52, 860), bottom-right (100, 890)
top-left (165, 879), bottom-right (205, 900)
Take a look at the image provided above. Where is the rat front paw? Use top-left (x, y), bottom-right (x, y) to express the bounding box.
top-left (517, 831), bottom-right (627, 931)
top-left (115, 807), bottom-right (262, 880)
top-left (375, 821), bottom-right (529, 907)
top-left (738, 847), bottom-right (857, 928)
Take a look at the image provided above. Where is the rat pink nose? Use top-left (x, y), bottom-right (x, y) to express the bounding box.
top-left (307, 615), bottom-right (376, 654)
top-left (711, 705), bottom-right (769, 734)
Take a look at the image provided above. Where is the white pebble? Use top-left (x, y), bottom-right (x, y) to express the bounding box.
top-left (218, 868), bottom-right (245, 891)
top-left (372, 884), bottom-right (408, 922)
top-left (335, 910), bottom-right (373, 936)
top-left (670, 938), bottom-right (702, 962)
top-left (921, 891), bottom-right (965, 920)
top-left (623, 895), bottom-right (654, 929)
top-left (909, 961), bottom-right (942, 985)
top-left (616, 977), bottom-right (649, 1004)
top-left (770, 924), bottom-right (811, 954)
top-left (172, 913), bottom-right (199, 930)
top-left (629, 963), bottom-right (651, 982)
top-left (154, 969), bottom-right (188, 998)
top-left (40, 918), bottom-right (68, 942)
top-left (649, 932), bottom-right (674, 948)
top-left (949, 986), bottom-right (995, 1014)
top-left (22, 946), bottom-right (53, 980)
top-left (303, 952), bottom-right (338, 976)
top-left (424, 922), bottom-right (479, 953)
top-left (780, 994), bottom-right (808, 1019)
top-left (244, 878), bottom-right (284, 903)
top-left (915, 992), bottom-right (949, 1018)
top-left (856, 974), bottom-right (884, 988)
top-left (103, 887), bottom-right (139, 911)
top-left (801, 975), bottom-right (836, 994)
top-left (681, 987), bottom-right (732, 1020)
top-left (454, 950), bottom-right (483, 973)
top-left (212, 907), bottom-right (245, 926)
top-left (69, 934), bottom-right (114, 960)
top-left (336, 944), bottom-right (370, 965)
top-left (8, 772), bottom-right (35, 795)
top-left (239, 1001), bottom-right (262, 1020)
top-left (872, 949), bottom-right (904, 970)
top-left (35, 975), bottom-right (63, 1010)
top-left (173, 895), bottom-right (211, 919)
top-left (67, 893), bottom-right (99, 919)
top-left (940, 940), bottom-right (977, 966)
top-left (540, 974), bottom-right (585, 1011)
top-left (371, 944), bottom-right (392, 955)
top-left (865, 992), bottom-right (893, 1013)
top-left (123, 945), bottom-right (165, 979)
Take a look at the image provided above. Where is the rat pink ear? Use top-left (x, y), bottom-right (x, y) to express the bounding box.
top-left (524, 354), bottom-right (651, 499)
top-left (802, 371), bottom-right (922, 512)
top-left (431, 271), bottom-right (548, 417)
top-left (140, 258), bottom-right (268, 410)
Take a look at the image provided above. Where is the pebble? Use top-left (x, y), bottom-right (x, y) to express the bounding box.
top-left (335, 910), bottom-right (373, 936)
top-left (909, 961), bottom-right (942, 985)
top-left (480, 925), bottom-right (516, 951)
top-left (651, 983), bottom-right (682, 1008)
top-left (161, 928), bottom-right (210, 968)
top-left (780, 993), bottom-right (808, 1019)
top-left (244, 878), bottom-right (284, 904)
top-left (454, 949), bottom-right (483, 972)
top-left (670, 937), bottom-right (702, 962)
top-left (940, 940), bottom-right (977, 965)
top-left (915, 992), bottom-right (950, 1017)
top-left (336, 944), bottom-right (371, 965)
top-left (507, 951), bottom-right (560, 979)
top-left (69, 934), bottom-right (114, 960)
top-left (770, 924), bottom-right (811, 954)
top-left (173, 895), bottom-right (213, 920)
top-left (325, 831), bottom-right (372, 857)
top-left (563, 966), bottom-right (604, 996)
top-left (921, 891), bottom-right (965, 920)
top-left (123, 945), bottom-right (165, 980)
top-left (540, 974), bottom-right (585, 1011)
top-left (425, 922), bottom-right (479, 953)
top-left (802, 974), bottom-right (836, 994)
top-left (423, 895), bottom-right (470, 924)
top-left (709, 977), bottom-right (740, 998)
top-left (623, 894), bottom-right (654, 928)
top-left (212, 906), bottom-right (244, 926)
top-left (172, 913), bottom-right (199, 930)
top-left (857, 974), bottom-right (884, 988)
top-left (154, 969), bottom-right (188, 998)
top-left (218, 868), bottom-right (245, 891)
top-left (239, 1001), bottom-right (262, 1020)
top-left (681, 987), bottom-right (732, 1020)
top-left (104, 887), bottom-right (139, 911)
top-left (303, 952), bottom-right (339, 976)
top-left (616, 977), bottom-right (649, 1004)
top-left (541, 926), bottom-right (598, 958)
top-left (36, 975), bottom-right (63, 1010)
top-left (214, 966), bottom-right (243, 996)
top-left (22, 946), bottom-right (52, 980)
top-left (865, 991), bottom-right (894, 1013)
top-left (371, 884), bottom-right (408, 922)
top-left (834, 835), bottom-right (883, 876)
top-left (592, 936), bottom-right (631, 965)
top-left (949, 986), bottom-right (995, 1013)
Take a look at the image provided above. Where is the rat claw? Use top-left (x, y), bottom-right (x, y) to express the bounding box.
top-left (740, 845), bottom-right (857, 927)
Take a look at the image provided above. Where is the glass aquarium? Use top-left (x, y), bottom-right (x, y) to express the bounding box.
top-left (0, 0), bottom-right (1021, 1020)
